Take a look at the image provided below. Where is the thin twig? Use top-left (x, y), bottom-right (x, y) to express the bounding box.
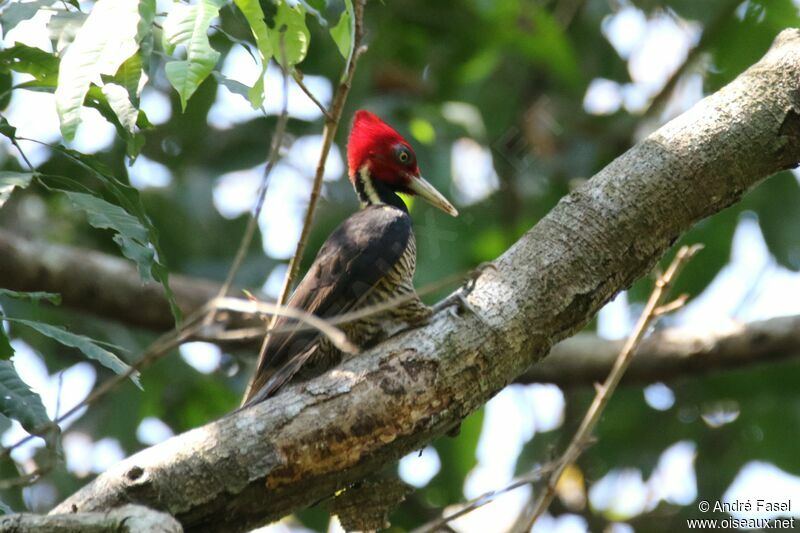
top-left (0, 311), bottom-right (205, 460)
top-left (211, 297), bottom-right (357, 353)
top-left (1, 120), bottom-right (36, 172)
top-left (410, 465), bottom-right (554, 533)
top-left (274, 0), bottom-right (367, 307)
top-left (211, 24), bottom-right (259, 65)
top-left (59, 0), bottom-right (79, 12)
top-left (0, 467), bottom-right (46, 490)
top-left (54, 371), bottom-right (64, 420)
top-left (199, 268), bottom-right (474, 344)
top-left (0, 113), bottom-right (32, 172)
top-left (204, 37), bottom-right (291, 327)
top-left (300, 269), bottom-right (468, 328)
top-left (293, 70), bottom-right (333, 121)
top-left (245, 0), bottom-right (367, 402)
top-left (511, 244), bottom-right (703, 531)
top-left (652, 293), bottom-right (689, 316)
top-left (198, 327), bottom-right (266, 341)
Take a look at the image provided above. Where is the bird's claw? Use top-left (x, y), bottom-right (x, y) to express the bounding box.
top-left (433, 262), bottom-right (495, 320)
top-left (464, 261), bottom-right (496, 292)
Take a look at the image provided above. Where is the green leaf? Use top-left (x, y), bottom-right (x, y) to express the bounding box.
top-left (153, 261), bottom-right (181, 325)
top-left (0, 19), bottom-right (148, 154)
top-left (11, 319), bottom-right (140, 386)
top-left (55, 0), bottom-right (152, 140)
top-left (11, 70), bottom-right (149, 158)
top-left (124, 131), bottom-right (146, 161)
top-left (86, 85), bottom-right (149, 160)
top-left (136, 0), bottom-right (156, 69)
top-left (269, 1), bottom-right (310, 68)
top-left (162, 0), bottom-right (225, 111)
top-left (329, 0), bottom-right (353, 60)
top-left (0, 327), bottom-right (13, 360)
top-left (60, 190), bottom-right (156, 281)
top-left (0, 289), bottom-right (61, 305)
top-left (0, 43), bottom-right (59, 80)
top-left (44, 147), bottom-right (179, 324)
top-left (0, 360), bottom-right (56, 442)
top-left (55, 144), bottom-right (115, 177)
top-left (0, 0), bottom-right (56, 35)
top-left (101, 83), bottom-right (139, 135)
top-left (100, 51), bottom-right (146, 135)
top-left (10, 62), bottom-right (150, 160)
top-left (110, 52), bottom-right (145, 105)
top-left (0, 171), bottom-right (34, 209)
top-left (0, 70), bottom-right (11, 110)
top-left (0, 116), bottom-right (15, 138)
top-left (212, 70), bottom-right (253, 101)
top-left (233, 0), bottom-right (272, 108)
top-left (249, 74), bottom-right (266, 110)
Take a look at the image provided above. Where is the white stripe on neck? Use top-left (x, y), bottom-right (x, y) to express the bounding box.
top-left (359, 165), bottom-right (384, 206)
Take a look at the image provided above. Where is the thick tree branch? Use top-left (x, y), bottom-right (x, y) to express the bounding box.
top-left (45, 29), bottom-right (800, 532)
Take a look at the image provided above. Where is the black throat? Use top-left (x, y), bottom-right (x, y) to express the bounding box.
top-left (353, 167), bottom-right (409, 213)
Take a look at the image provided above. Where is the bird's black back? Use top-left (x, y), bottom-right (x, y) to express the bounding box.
top-left (243, 204), bottom-right (412, 405)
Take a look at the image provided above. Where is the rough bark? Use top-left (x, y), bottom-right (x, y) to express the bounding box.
top-left (48, 30), bottom-right (800, 532)
top-left (524, 314), bottom-right (800, 386)
top-left (0, 504), bottom-right (181, 532)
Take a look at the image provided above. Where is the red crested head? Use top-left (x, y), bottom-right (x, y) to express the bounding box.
top-left (347, 110), bottom-right (419, 187)
top-left (346, 110), bottom-right (458, 216)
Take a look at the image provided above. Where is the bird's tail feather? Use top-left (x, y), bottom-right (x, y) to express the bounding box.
top-left (239, 344), bottom-right (319, 409)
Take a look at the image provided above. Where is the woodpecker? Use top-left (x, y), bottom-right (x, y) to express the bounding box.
top-left (241, 110), bottom-right (458, 406)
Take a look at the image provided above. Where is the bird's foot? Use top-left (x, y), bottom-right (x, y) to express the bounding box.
top-left (433, 262), bottom-right (496, 319)
top-left (384, 302), bottom-right (434, 340)
top-left (431, 292), bottom-right (476, 318)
